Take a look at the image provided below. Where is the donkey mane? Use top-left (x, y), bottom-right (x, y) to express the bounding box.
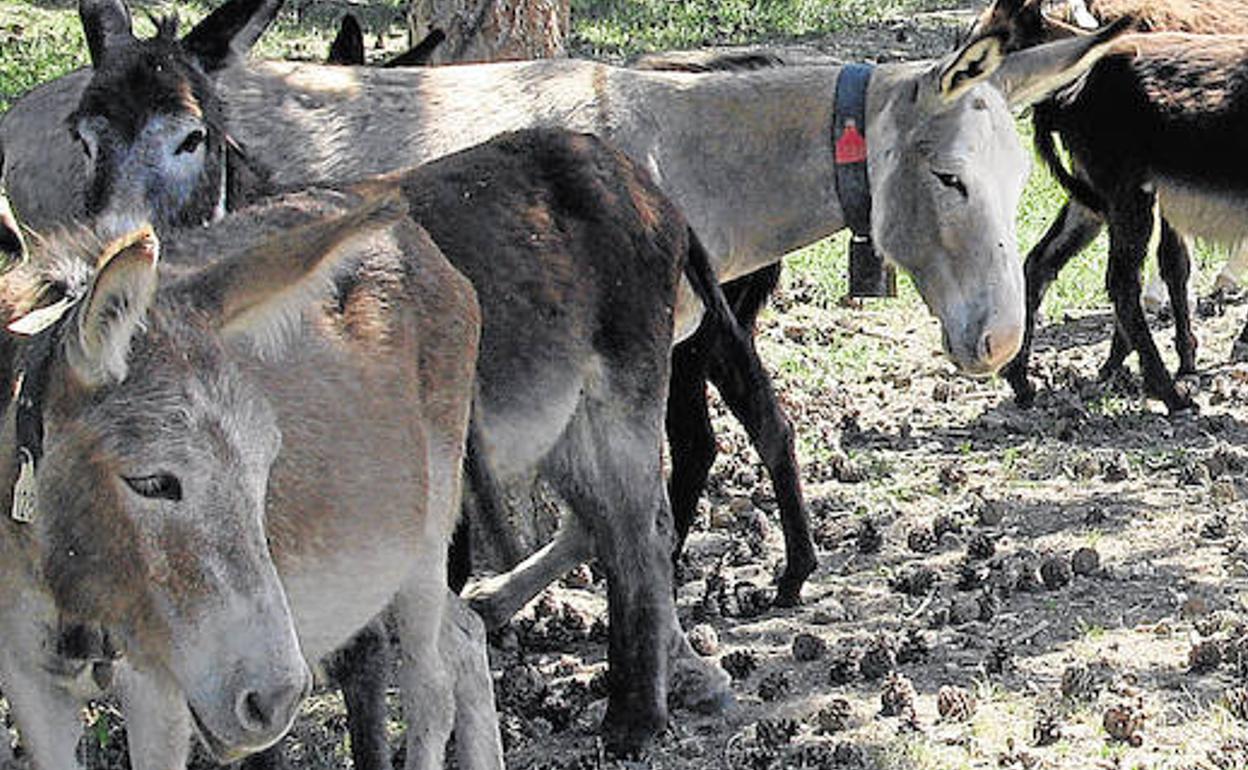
top-left (628, 49), bottom-right (788, 73)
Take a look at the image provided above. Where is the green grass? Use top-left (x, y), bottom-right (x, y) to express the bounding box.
top-left (569, 0), bottom-right (963, 59)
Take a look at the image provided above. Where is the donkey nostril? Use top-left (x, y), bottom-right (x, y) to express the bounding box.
top-left (237, 690), bottom-right (270, 733)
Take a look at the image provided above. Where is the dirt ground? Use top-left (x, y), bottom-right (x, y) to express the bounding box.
top-left (10, 5), bottom-right (1248, 770)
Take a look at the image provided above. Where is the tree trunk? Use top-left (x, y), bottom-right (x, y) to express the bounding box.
top-left (408, 0), bottom-right (570, 64)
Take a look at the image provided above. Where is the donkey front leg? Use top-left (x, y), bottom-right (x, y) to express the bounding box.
top-left (1105, 192), bottom-right (1194, 414)
top-left (1003, 199), bottom-right (1104, 406)
top-left (0, 653), bottom-right (85, 770)
top-left (113, 664), bottom-right (193, 770)
top-left (394, 563), bottom-right (455, 770)
top-left (443, 595), bottom-right (503, 770)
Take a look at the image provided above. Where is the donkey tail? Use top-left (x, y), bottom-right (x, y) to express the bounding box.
top-left (683, 226), bottom-right (739, 334)
top-left (1033, 104), bottom-right (1106, 215)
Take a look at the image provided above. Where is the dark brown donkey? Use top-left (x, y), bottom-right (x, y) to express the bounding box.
top-left (324, 15), bottom-right (811, 610)
top-left (975, 0), bottom-right (1248, 412)
top-left (0, 191), bottom-right (502, 769)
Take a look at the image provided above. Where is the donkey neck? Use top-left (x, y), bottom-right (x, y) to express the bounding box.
top-left (217, 59), bottom-right (894, 281)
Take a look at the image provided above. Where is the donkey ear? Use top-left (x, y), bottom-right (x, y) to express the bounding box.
top-left (937, 33), bottom-right (1006, 103)
top-left (991, 16), bottom-right (1129, 109)
top-left (181, 0), bottom-right (284, 72)
top-left (175, 191), bottom-right (407, 349)
top-left (79, 0), bottom-right (134, 69)
top-left (326, 14), bottom-right (366, 65)
top-left (67, 227), bottom-right (159, 388)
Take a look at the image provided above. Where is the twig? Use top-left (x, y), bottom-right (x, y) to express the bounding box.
top-left (1011, 619), bottom-right (1051, 646)
top-left (906, 586), bottom-right (938, 621)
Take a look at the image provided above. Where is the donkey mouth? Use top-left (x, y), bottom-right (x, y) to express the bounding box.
top-left (188, 703), bottom-right (254, 764)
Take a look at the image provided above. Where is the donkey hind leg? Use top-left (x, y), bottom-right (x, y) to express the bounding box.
top-left (1105, 191), bottom-right (1193, 414)
top-left (667, 336), bottom-right (716, 564)
top-left (443, 594), bottom-right (504, 770)
top-left (1003, 199), bottom-right (1104, 406)
top-left (114, 664), bottom-right (193, 770)
top-left (323, 618), bottom-right (395, 770)
top-left (1156, 221), bottom-right (1197, 376)
top-left (463, 512), bottom-right (593, 631)
top-left (393, 560), bottom-right (455, 770)
top-left (1217, 240), bottom-right (1248, 293)
top-left (705, 298), bottom-right (812, 606)
top-left (541, 405), bottom-right (677, 757)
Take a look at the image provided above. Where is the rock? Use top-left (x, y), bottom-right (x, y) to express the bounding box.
top-left (1213, 479), bottom-right (1239, 504)
top-left (976, 499), bottom-right (1006, 527)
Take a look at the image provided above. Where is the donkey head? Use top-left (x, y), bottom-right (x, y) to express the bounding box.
top-left (2, 193), bottom-right (401, 760)
top-left (868, 20), bottom-right (1126, 375)
top-left (69, 0), bottom-right (280, 237)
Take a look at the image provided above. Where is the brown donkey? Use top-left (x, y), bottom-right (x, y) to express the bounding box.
top-left (975, 0), bottom-right (1248, 410)
top-left (0, 190), bottom-right (500, 769)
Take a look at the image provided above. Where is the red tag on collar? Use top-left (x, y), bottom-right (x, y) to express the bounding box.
top-left (835, 121), bottom-right (867, 165)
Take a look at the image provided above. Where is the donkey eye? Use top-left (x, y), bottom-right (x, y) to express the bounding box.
top-left (933, 171), bottom-right (968, 198)
top-left (175, 130), bottom-right (206, 156)
top-left (123, 474), bottom-right (183, 502)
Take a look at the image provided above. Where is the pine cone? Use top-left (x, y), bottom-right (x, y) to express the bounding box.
top-left (1189, 638), bottom-right (1225, 673)
top-left (792, 632), bottom-right (828, 662)
top-left (859, 635), bottom-right (897, 681)
top-left (1223, 686), bottom-right (1248, 721)
top-left (1033, 709), bottom-right (1062, 747)
top-left (1060, 663), bottom-right (1100, 702)
top-left (755, 717), bottom-right (799, 749)
top-left (828, 652), bottom-right (858, 685)
top-left (880, 671), bottom-right (917, 718)
top-left (757, 670), bottom-right (791, 702)
top-left (856, 519), bottom-right (883, 554)
top-left (721, 649), bottom-right (758, 681)
top-left (907, 527), bottom-right (936, 554)
top-left (967, 533), bottom-right (996, 561)
top-left (815, 697), bottom-right (854, 734)
top-left (896, 628), bottom-right (930, 665)
top-left (936, 685), bottom-right (977, 722)
top-left (1103, 701), bottom-right (1145, 746)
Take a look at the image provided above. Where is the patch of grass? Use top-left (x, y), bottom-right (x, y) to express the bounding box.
top-left (569, 0), bottom-right (964, 59)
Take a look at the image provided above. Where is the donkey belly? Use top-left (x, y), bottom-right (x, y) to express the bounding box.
top-left (475, 364), bottom-right (590, 482)
top-left (1158, 178), bottom-right (1248, 246)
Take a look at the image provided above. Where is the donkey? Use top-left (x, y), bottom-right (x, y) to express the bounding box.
top-left (974, 0), bottom-right (1248, 410)
top-left (1, 0), bottom-right (1128, 610)
top-left (0, 188), bottom-right (502, 769)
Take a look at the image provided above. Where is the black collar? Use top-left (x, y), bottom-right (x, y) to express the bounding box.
top-left (834, 64), bottom-right (895, 299)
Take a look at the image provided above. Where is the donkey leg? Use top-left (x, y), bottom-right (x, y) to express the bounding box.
top-left (1105, 193), bottom-right (1192, 413)
top-left (462, 514), bottom-right (593, 631)
top-left (114, 665), bottom-right (193, 770)
top-left (1003, 200), bottom-right (1103, 405)
top-left (706, 320), bottom-right (811, 607)
top-left (666, 336), bottom-right (716, 563)
top-left (543, 409), bottom-right (676, 757)
top-left (394, 564), bottom-right (455, 770)
top-left (323, 619), bottom-right (394, 770)
top-left (1235, 317), bottom-right (1248, 363)
top-left (0, 651), bottom-right (84, 770)
top-left (443, 594), bottom-right (503, 770)
top-left (1156, 221), bottom-right (1197, 376)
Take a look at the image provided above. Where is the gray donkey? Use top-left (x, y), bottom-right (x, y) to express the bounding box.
top-left (0, 0), bottom-right (1129, 609)
top-left (0, 188), bottom-right (502, 769)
